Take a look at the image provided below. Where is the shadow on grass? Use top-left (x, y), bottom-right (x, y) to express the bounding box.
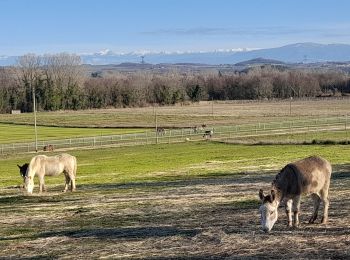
top-left (79, 163), bottom-right (349, 193)
top-left (37, 226), bottom-right (199, 240)
top-left (6, 256), bottom-right (59, 260)
top-left (332, 170), bottom-right (350, 181)
top-left (134, 256), bottom-right (229, 260)
top-left (0, 194), bottom-right (80, 206)
top-left (78, 171), bottom-right (276, 192)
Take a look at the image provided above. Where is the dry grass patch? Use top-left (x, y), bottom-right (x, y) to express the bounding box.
top-left (0, 166), bottom-right (349, 259)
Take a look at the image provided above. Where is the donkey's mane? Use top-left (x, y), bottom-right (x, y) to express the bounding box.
top-left (272, 163), bottom-right (301, 196)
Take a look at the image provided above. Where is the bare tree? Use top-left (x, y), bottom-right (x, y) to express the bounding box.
top-left (17, 54), bottom-right (42, 105)
top-left (42, 53), bottom-right (84, 109)
top-left (17, 53), bottom-right (42, 151)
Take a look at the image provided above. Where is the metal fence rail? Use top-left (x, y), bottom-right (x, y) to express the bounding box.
top-left (1, 115), bottom-right (348, 155)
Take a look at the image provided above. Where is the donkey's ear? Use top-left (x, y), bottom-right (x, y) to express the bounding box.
top-left (17, 164), bottom-right (21, 169)
top-left (259, 189), bottom-right (265, 201)
top-left (270, 190), bottom-right (276, 202)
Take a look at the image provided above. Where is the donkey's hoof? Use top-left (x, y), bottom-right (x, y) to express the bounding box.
top-left (321, 217), bottom-right (328, 225)
top-left (293, 224), bottom-right (300, 229)
top-left (308, 215), bottom-right (318, 224)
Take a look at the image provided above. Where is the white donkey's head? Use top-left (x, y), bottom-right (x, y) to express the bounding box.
top-left (24, 174), bottom-right (34, 194)
top-left (258, 189), bottom-right (279, 233)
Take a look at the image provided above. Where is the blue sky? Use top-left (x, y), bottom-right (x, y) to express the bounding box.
top-left (1, 0), bottom-right (350, 55)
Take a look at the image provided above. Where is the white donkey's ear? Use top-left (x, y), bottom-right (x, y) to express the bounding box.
top-left (259, 189), bottom-right (264, 201)
top-left (270, 190), bottom-right (276, 202)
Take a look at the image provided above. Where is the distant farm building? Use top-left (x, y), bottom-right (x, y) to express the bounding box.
top-left (11, 110), bottom-right (21, 114)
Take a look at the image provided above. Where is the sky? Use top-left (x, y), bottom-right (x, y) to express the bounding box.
top-left (1, 0), bottom-right (350, 55)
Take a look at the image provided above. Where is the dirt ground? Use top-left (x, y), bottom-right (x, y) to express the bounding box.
top-left (0, 164), bottom-right (349, 259)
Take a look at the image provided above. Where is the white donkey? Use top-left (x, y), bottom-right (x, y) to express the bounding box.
top-left (258, 156), bottom-right (331, 233)
top-left (24, 153), bottom-right (77, 194)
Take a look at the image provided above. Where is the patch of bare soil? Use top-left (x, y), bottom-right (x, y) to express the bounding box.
top-left (0, 167), bottom-right (349, 259)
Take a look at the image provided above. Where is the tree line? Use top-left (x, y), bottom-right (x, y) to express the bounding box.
top-left (0, 53), bottom-right (350, 113)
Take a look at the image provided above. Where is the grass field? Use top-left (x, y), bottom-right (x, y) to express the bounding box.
top-left (0, 98), bottom-right (350, 258)
top-left (0, 142), bottom-right (350, 258)
top-left (0, 98), bottom-right (349, 128)
top-left (225, 129), bottom-right (350, 144)
top-left (0, 123), bottom-right (149, 144)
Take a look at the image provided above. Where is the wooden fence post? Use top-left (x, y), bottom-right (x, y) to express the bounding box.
top-left (346, 115), bottom-right (348, 130)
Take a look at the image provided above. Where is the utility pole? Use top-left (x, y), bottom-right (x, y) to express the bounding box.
top-left (33, 86), bottom-right (38, 152)
top-left (18, 54), bottom-right (40, 153)
top-left (155, 107), bottom-right (158, 144)
top-left (289, 85), bottom-right (296, 117)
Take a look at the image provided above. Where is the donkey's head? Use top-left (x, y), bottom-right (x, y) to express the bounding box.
top-left (17, 163), bottom-right (29, 180)
top-left (258, 189), bottom-right (279, 233)
top-left (17, 163), bottom-right (34, 194)
top-left (24, 175), bottom-right (34, 194)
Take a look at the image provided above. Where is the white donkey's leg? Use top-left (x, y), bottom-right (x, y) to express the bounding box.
top-left (70, 177), bottom-right (76, 192)
top-left (285, 199), bottom-right (293, 227)
top-left (39, 176), bottom-right (45, 193)
top-left (320, 190), bottom-right (330, 224)
top-left (63, 173), bottom-right (70, 192)
top-left (67, 167), bottom-right (76, 192)
top-left (292, 195), bottom-right (301, 227)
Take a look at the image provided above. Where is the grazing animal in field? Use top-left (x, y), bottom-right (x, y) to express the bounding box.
top-left (43, 144), bottom-right (54, 152)
top-left (17, 163), bottom-right (29, 179)
top-left (156, 127), bottom-right (165, 136)
top-left (17, 163), bottom-right (29, 188)
top-left (258, 156), bottom-right (331, 233)
top-left (203, 130), bottom-right (213, 139)
top-left (24, 153), bottom-right (77, 194)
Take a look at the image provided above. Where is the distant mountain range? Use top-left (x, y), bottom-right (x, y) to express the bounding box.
top-left (1, 43), bottom-right (350, 66)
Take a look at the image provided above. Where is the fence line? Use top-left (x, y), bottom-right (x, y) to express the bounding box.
top-left (1, 115), bottom-right (349, 155)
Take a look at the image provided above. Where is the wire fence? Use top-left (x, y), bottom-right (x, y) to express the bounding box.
top-left (1, 115), bottom-right (348, 155)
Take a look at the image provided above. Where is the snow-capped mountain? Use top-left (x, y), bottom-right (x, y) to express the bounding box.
top-left (79, 43), bottom-right (350, 64)
top-left (1, 43), bottom-right (350, 66)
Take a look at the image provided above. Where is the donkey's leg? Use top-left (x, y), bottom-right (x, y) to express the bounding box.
top-left (63, 173), bottom-right (70, 192)
top-left (39, 176), bottom-right (45, 193)
top-left (309, 194), bottom-right (321, 224)
top-left (285, 199), bottom-right (293, 227)
top-left (70, 176), bottom-right (76, 192)
top-left (320, 190), bottom-right (330, 224)
top-left (292, 196), bottom-right (301, 227)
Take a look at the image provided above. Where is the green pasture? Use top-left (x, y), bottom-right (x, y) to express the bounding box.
top-left (0, 112), bottom-right (157, 127)
top-left (1, 141), bottom-right (349, 189)
top-left (1, 98), bottom-right (350, 258)
top-left (1, 141), bottom-right (350, 258)
top-left (0, 111), bottom-right (226, 128)
top-left (0, 123), bottom-right (149, 144)
top-left (0, 111), bottom-right (336, 128)
top-left (227, 129), bottom-right (350, 144)
top-left (1, 98), bottom-right (349, 128)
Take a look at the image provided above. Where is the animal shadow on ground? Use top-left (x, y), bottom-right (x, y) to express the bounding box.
top-left (37, 226), bottom-right (199, 240)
